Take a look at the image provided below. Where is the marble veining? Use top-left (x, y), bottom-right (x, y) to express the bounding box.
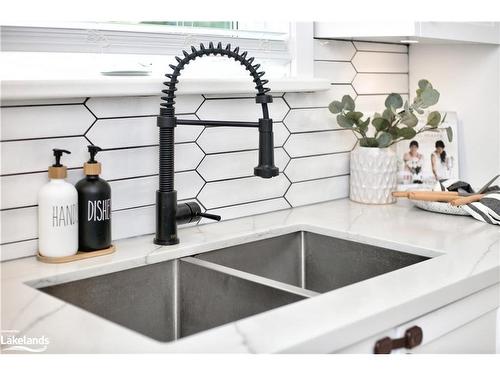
top-left (1, 199), bottom-right (499, 353)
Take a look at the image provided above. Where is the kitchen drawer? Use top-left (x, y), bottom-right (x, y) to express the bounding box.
top-left (409, 309), bottom-right (497, 353)
top-left (396, 283), bottom-right (499, 354)
top-left (336, 283), bottom-right (499, 354)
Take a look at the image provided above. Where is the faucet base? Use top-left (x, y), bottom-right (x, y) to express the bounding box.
top-left (155, 190), bottom-right (179, 246)
top-left (154, 237), bottom-right (180, 246)
top-left (254, 165), bottom-right (279, 178)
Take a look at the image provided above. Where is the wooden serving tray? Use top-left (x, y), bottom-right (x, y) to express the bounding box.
top-left (37, 245), bottom-right (115, 264)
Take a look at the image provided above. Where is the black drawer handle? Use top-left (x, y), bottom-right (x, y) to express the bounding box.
top-left (374, 325), bottom-right (423, 354)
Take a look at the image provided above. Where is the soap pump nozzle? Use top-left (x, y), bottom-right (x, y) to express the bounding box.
top-left (87, 145), bottom-right (102, 163)
top-left (52, 148), bottom-right (71, 167)
top-left (84, 145), bottom-right (103, 176)
top-left (49, 149), bottom-right (71, 179)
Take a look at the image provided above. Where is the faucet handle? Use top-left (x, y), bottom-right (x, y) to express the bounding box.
top-left (176, 202), bottom-right (222, 224)
top-left (199, 212), bottom-right (222, 221)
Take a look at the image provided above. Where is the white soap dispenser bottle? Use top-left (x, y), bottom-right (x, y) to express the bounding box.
top-left (38, 149), bottom-right (78, 257)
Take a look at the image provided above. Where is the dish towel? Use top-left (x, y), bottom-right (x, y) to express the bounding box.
top-left (439, 179), bottom-right (500, 225)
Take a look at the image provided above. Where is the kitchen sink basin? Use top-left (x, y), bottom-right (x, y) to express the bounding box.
top-left (196, 231), bottom-right (430, 293)
top-left (39, 231), bottom-right (429, 343)
top-left (39, 257), bottom-right (311, 342)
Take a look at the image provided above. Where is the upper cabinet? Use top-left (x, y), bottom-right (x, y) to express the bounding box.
top-left (314, 22), bottom-right (500, 44)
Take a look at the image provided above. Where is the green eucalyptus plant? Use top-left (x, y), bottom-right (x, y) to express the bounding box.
top-left (328, 79), bottom-right (453, 148)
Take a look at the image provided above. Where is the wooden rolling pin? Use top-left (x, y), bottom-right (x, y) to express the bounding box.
top-left (407, 191), bottom-right (461, 202)
top-left (450, 194), bottom-right (484, 206)
top-left (392, 191), bottom-right (459, 199)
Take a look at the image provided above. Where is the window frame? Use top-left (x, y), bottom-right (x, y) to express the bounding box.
top-left (0, 23), bottom-right (290, 61)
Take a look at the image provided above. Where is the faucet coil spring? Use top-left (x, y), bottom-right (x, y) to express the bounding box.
top-left (160, 42), bottom-right (271, 111)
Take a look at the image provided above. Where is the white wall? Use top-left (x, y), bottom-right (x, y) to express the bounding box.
top-left (409, 44), bottom-right (500, 187)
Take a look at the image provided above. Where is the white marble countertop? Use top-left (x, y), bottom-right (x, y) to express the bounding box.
top-left (2, 199), bottom-right (499, 353)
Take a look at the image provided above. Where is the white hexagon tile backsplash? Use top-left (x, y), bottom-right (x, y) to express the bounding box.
top-left (0, 39), bottom-right (409, 261)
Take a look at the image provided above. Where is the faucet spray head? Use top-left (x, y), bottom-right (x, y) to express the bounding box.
top-left (254, 118), bottom-right (279, 178)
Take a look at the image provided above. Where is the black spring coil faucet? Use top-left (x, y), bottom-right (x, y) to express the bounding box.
top-left (154, 42), bottom-right (279, 245)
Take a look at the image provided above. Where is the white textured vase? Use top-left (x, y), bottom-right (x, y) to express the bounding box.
top-left (350, 146), bottom-right (397, 204)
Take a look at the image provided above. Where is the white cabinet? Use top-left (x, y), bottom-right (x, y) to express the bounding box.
top-left (314, 22), bottom-right (500, 45)
top-left (335, 283), bottom-right (499, 354)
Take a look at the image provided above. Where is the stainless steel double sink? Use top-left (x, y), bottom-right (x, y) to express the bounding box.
top-left (39, 231), bottom-right (429, 343)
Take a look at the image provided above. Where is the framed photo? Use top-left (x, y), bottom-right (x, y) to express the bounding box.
top-left (395, 111), bottom-right (459, 189)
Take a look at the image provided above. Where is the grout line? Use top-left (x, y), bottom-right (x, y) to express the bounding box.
top-left (282, 152), bottom-right (292, 171)
top-left (194, 168), bottom-right (207, 184)
top-left (1, 204), bottom-right (38, 212)
top-left (112, 203), bottom-right (155, 212)
top-left (194, 148), bottom-right (206, 170)
top-left (87, 113), bottom-right (197, 120)
top-left (350, 60), bottom-right (359, 76)
top-left (282, 173), bottom-right (293, 192)
top-left (282, 146), bottom-right (292, 160)
top-left (352, 39), bottom-right (359, 52)
top-left (100, 144), bottom-right (159, 151)
top-left (107, 173), bottom-right (159, 182)
top-left (289, 150), bottom-right (350, 160)
top-left (84, 135), bottom-right (94, 146)
top-left (83, 117), bottom-right (98, 137)
top-left (107, 169), bottom-right (196, 183)
top-left (1, 167), bottom-right (83, 178)
top-left (288, 173), bottom-right (350, 185)
top-left (289, 128), bottom-right (351, 135)
top-left (281, 94), bottom-right (291, 110)
top-left (204, 196), bottom-right (288, 212)
top-left (351, 83), bottom-right (359, 96)
top-left (193, 97), bottom-right (206, 115)
top-left (203, 147), bottom-right (263, 156)
top-left (201, 146), bottom-right (282, 156)
top-left (1, 134), bottom-right (85, 143)
top-left (1, 237), bottom-right (38, 246)
top-left (200, 173), bottom-right (260, 184)
top-left (195, 180), bottom-right (207, 202)
top-left (0, 102), bottom-right (86, 109)
top-left (282, 196), bottom-right (293, 208)
top-left (112, 197), bottom-right (206, 213)
top-left (98, 141), bottom-right (202, 152)
top-left (83, 100), bottom-right (98, 120)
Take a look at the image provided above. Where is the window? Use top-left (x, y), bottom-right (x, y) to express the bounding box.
top-left (1, 21), bottom-right (291, 78)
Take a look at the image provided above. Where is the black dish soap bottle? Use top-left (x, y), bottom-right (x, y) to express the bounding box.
top-left (76, 145), bottom-right (111, 251)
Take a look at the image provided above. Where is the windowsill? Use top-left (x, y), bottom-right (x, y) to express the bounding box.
top-left (1, 76), bottom-right (331, 101)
